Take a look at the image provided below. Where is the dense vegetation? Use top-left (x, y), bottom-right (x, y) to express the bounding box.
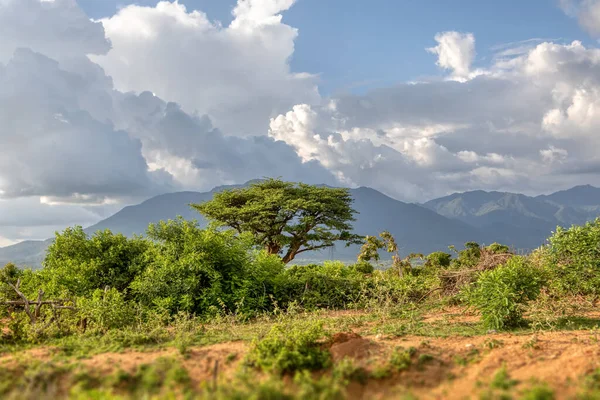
top-left (3, 180), bottom-right (600, 399)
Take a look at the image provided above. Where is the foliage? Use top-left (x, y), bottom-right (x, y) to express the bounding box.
top-left (520, 384), bottom-right (554, 400)
top-left (130, 218), bottom-right (278, 316)
top-left (279, 262), bottom-right (367, 309)
top-left (41, 227), bottom-right (149, 297)
top-left (543, 219), bottom-right (600, 295)
top-left (358, 231), bottom-right (423, 277)
top-left (366, 269), bottom-right (439, 307)
top-left (246, 320), bottom-right (330, 375)
top-left (490, 365), bottom-right (518, 390)
top-left (424, 252), bottom-right (452, 269)
top-left (465, 257), bottom-right (545, 330)
top-left (0, 263), bottom-right (23, 306)
top-left (357, 232), bottom-right (398, 263)
top-left (389, 346), bottom-right (416, 371)
top-left (487, 243), bottom-right (511, 254)
top-left (332, 358), bottom-right (368, 384)
top-left (192, 179), bottom-right (361, 263)
top-left (77, 288), bottom-right (136, 332)
top-left (293, 370), bottom-right (346, 400)
top-left (449, 242), bottom-right (482, 270)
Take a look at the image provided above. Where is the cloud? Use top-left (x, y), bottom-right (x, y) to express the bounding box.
top-left (271, 36), bottom-right (600, 200)
top-left (5, 0), bottom-right (600, 243)
top-left (0, 0), bottom-right (110, 64)
top-left (0, 0), bottom-right (330, 243)
top-left (92, 0), bottom-right (319, 136)
top-left (114, 92), bottom-right (337, 190)
top-left (427, 31), bottom-right (476, 81)
top-left (0, 48), bottom-right (175, 202)
top-left (560, 0), bottom-right (600, 37)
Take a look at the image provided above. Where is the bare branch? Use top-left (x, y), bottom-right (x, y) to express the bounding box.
top-left (7, 278), bottom-right (35, 323)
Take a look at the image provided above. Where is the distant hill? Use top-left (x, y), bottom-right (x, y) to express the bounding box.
top-left (4, 183), bottom-right (600, 268)
top-left (0, 183), bottom-right (482, 267)
top-left (536, 184), bottom-right (600, 207)
top-left (423, 186), bottom-right (600, 250)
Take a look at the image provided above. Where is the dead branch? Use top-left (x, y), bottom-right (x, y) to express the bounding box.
top-left (7, 278), bottom-right (35, 323)
top-left (3, 280), bottom-right (76, 326)
top-left (439, 250), bottom-right (514, 295)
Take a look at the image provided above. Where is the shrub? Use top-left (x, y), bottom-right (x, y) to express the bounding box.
top-left (465, 257), bottom-right (544, 330)
top-left (543, 219), bottom-right (600, 295)
top-left (449, 242), bottom-right (482, 270)
top-left (0, 262), bottom-right (23, 309)
top-left (487, 243), bottom-right (511, 254)
top-left (521, 384), bottom-right (554, 400)
top-left (424, 252), bottom-right (452, 269)
top-left (130, 218), bottom-right (265, 315)
top-left (246, 320), bottom-right (330, 375)
top-left (294, 370), bottom-right (345, 400)
top-left (279, 262), bottom-right (367, 309)
top-left (234, 251), bottom-right (286, 316)
top-left (389, 346), bottom-right (415, 371)
top-left (41, 227), bottom-right (149, 297)
top-left (77, 288), bottom-right (136, 332)
top-left (365, 271), bottom-right (439, 307)
top-left (332, 358), bottom-right (368, 384)
top-left (351, 261), bottom-right (375, 274)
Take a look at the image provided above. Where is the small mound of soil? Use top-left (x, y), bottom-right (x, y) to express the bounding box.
top-left (330, 332), bottom-right (362, 345)
top-left (330, 332), bottom-right (377, 362)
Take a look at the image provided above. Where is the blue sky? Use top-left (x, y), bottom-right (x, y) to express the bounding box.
top-left (77, 0), bottom-right (591, 94)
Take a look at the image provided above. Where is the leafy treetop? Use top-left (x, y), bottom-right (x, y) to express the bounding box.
top-left (192, 179), bottom-right (361, 263)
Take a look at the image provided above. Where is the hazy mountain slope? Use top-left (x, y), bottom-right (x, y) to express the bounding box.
top-left (348, 187), bottom-right (481, 255)
top-left (536, 184), bottom-right (600, 207)
top-left (0, 239), bottom-right (51, 268)
top-left (423, 186), bottom-right (600, 249)
top-left (85, 191), bottom-right (212, 237)
top-left (5, 183), bottom-right (600, 268)
top-left (0, 184), bottom-right (482, 266)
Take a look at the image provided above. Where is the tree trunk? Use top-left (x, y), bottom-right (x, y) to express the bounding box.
top-left (282, 252), bottom-right (295, 264)
top-left (282, 243), bottom-right (302, 264)
top-left (265, 243), bottom-right (281, 255)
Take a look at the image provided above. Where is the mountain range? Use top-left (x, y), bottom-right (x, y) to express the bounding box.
top-left (2, 183), bottom-right (600, 267)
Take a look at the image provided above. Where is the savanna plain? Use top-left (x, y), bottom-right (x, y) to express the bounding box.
top-left (2, 180), bottom-right (600, 400)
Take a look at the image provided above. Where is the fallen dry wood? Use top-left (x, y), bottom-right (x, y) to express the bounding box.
top-left (3, 278), bottom-right (76, 324)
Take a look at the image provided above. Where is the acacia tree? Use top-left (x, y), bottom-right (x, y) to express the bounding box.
top-left (192, 179), bottom-right (361, 263)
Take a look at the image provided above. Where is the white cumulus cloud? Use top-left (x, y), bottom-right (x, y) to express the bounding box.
top-left (427, 31), bottom-right (476, 81)
top-left (92, 0), bottom-right (319, 136)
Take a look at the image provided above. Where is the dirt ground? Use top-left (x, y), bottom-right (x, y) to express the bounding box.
top-left (2, 308), bottom-right (600, 399)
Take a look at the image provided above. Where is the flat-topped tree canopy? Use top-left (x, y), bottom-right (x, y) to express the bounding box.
top-left (191, 178), bottom-right (362, 263)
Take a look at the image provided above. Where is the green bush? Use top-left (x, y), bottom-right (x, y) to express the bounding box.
top-left (466, 257), bottom-right (544, 330)
top-left (131, 218), bottom-right (279, 316)
top-left (351, 261), bottom-right (375, 274)
top-left (365, 270), bottom-right (439, 307)
top-left (449, 242), bottom-right (482, 270)
top-left (279, 262), bottom-right (367, 309)
top-left (487, 243), bottom-right (511, 254)
top-left (0, 263), bottom-right (23, 311)
top-left (543, 219), bottom-right (600, 295)
top-left (424, 252), bottom-right (452, 269)
top-left (77, 288), bottom-right (136, 332)
top-left (246, 320), bottom-right (330, 375)
top-left (40, 227), bottom-right (149, 297)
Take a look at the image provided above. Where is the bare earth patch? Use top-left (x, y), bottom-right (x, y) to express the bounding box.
top-left (3, 308), bottom-right (600, 398)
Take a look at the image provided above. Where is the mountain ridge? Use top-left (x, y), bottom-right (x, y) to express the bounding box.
top-left (3, 183), bottom-right (600, 267)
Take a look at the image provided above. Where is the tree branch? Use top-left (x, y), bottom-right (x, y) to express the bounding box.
top-left (295, 243), bottom-right (334, 255)
top-left (8, 279), bottom-right (35, 323)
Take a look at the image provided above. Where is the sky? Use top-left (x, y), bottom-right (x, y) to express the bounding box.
top-left (2, 0), bottom-right (600, 245)
top-left (76, 0), bottom-right (589, 94)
